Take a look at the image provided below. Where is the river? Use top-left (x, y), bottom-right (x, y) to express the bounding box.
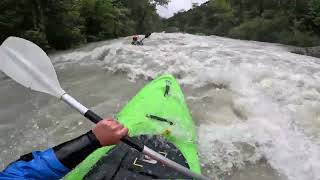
top-left (1, 33), bottom-right (320, 180)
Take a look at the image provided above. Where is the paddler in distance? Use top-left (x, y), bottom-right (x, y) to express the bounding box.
top-left (131, 33), bottom-right (152, 46)
top-left (131, 35), bottom-right (143, 45)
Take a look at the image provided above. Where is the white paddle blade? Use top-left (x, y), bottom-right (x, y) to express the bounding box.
top-left (0, 37), bottom-right (65, 98)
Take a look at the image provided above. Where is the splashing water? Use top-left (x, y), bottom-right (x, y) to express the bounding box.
top-left (1, 33), bottom-right (320, 180)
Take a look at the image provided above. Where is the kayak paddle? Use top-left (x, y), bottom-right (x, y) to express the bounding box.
top-left (0, 37), bottom-right (210, 180)
top-left (139, 32), bottom-right (152, 43)
top-left (144, 32), bottom-right (152, 39)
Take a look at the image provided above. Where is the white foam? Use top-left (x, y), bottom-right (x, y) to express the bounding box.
top-left (43, 33), bottom-right (320, 179)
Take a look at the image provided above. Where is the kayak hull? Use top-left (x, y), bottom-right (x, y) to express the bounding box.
top-left (65, 74), bottom-right (201, 179)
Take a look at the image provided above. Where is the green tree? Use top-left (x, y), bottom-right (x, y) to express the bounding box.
top-left (112, 6), bottom-right (135, 37)
top-left (0, 0), bottom-right (48, 48)
top-left (80, 0), bottom-right (116, 41)
top-left (120, 0), bottom-right (165, 34)
top-left (307, 0), bottom-right (320, 34)
top-left (44, 0), bottom-right (85, 49)
top-left (165, 0), bottom-right (320, 47)
top-left (205, 0), bottom-right (234, 35)
top-left (0, 0), bottom-right (169, 50)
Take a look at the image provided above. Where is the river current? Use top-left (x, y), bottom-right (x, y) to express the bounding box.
top-left (1, 33), bottom-right (320, 180)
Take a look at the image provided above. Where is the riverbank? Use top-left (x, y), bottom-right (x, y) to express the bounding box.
top-left (290, 46), bottom-right (320, 58)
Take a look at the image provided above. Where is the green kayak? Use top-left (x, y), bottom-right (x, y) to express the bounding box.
top-left (65, 74), bottom-right (201, 179)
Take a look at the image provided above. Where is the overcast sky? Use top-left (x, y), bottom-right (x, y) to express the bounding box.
top-left (157, 0), bottom-right (207, 18)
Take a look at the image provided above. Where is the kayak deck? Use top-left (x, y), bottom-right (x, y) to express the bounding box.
top-left (65, 74), bottom-right (201, 179)
top-left (84, 135), bottom-right (190, 179)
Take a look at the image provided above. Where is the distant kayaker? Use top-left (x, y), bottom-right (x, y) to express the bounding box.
top-left (131, 35), bottom-right (143, 46)
top-left (0, 119), bottom-right (128, 180)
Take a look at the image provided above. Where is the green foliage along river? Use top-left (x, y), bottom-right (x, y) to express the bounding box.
top-left (0, 0), bottom-right (168, 50)
top-left (2, 0), bottom-right (320, 49)
top-left (165, 0), bottom-right (320, 47)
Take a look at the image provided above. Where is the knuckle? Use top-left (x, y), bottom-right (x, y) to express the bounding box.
top-left (116, 131), bottom-right (124, 137)
top-left (116, 124), bottom-right (122, 129)
top-left (102, 120), bottom-right (110, 125)
top-left (111, 125), bottom-right (118, 131)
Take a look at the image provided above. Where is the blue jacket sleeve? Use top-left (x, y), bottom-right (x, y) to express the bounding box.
top-left (0, 148), bottom-right (69, 180)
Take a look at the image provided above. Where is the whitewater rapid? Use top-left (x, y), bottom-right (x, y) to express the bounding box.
top-left (1, 33), bottom-right (320, 180)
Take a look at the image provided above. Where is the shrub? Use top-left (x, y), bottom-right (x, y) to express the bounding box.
top-left (280, 30), bottom-right (320, 47)
top-left (229, 16), bottom-right (290, 42)
top-left (23, 30), bottom-right (50, 50)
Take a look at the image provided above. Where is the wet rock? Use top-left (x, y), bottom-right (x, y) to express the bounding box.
top-left (290, 46), bottom-right (320, 58)
top-left (165, 26), bottom-right (180, 33)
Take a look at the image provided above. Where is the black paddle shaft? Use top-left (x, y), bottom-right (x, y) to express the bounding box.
top-left (84, 110), bottom-right (144, 152)
top-left (139, 32), bottom-right (152, 43)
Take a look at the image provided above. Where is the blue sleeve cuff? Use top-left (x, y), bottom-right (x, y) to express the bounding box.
top-left (33, 148), bottom-right (70, 174)
top-left (0, 148), bottom-right (70, 180)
